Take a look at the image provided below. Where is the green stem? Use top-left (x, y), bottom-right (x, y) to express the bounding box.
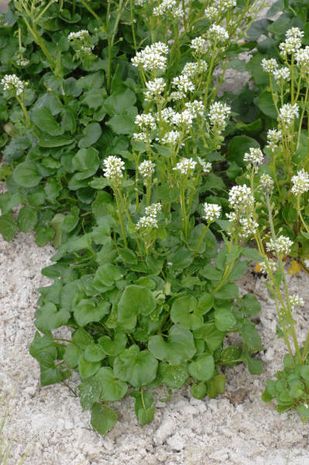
top-left (16, 96), bottom-right (30, 127)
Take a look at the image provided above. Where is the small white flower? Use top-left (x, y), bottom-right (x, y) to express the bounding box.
top-left (273, 67), bottom-right (290, 82)
top-left (145, 202), bottom-right (162, 218)
top-left (266, 235), bottom-right (293, 256)
top-left (139, 160), bottom-right (155, 179)
top-left (291, 169), bottom-right (309, 196)
top-left (295, 46), bottom-right (309, 73)
top-left (279, 29), bottom-right (303, 58)
top-left (289, 294), bottom-right (305, 309)
top-left (68, 30), bottom-right (90, 41)
top-left (144, 78), bottom-right (166, 101)
top-left (266, 129), bottom-right (282, 152)
top-left (228, 185), bottom-right (254, 212)
top-left (136, 215), bottom-right (158, 230)
top-left (209, 102), bottom-right (231, 131)
top-left (173, 158), bottom-right (197, 175)
top-left (102, 156), bottom-right (125, 181)
top-left (132, 42), bottom-right (169, 72)
top-left (135, 113), bottom-right (156, 131)
top-left (159, 107), bottom-right (177, 123)
top-left (182, 60), bottom-right (208, 78)
top-left (207, 24), bottom-right (229, 43)
top-left (153, 0), bottom-right (184, 17)
top-left (161, 130), bottom-right (182, 145)
top-left (172, 74), bottom-right (195, 94)
top-left (238, 216), bottom-right (259, 239)
top-left (190, 37), bottom-right (209, 55)
top-left (198, 157), bottom-right (212, 174)
top-left (1, 74), bottom-right (25, 96)
top-left (278, 103), bottom-right (299, 127)
top-left (203, 202), bottom-right (221, 222)
top-left (261, 58), bottom-right (278, 73)
top-left (204, 6), bottom-right (218, 20)
top-left (169, 91), bottom-right (186, 101)
top-left (259, 174), bottom-right (274, 194)
top-left (244, 147), bottom-right (264, 168)
top-left (185, 100), bottom-right (205, 118)
top-left (286, 27), bottom-right (304, 40)
top-left (258, 260), bottom-right (277, 274)
top-left (132, 132), bottom-right (152, 144)
top-left (172, 109), bottom-right (194, 128)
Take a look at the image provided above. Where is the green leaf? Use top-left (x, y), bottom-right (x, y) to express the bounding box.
top-left (84, 344), bottom-right (106, 362)
top-left (13, 161), bottom-right (42, 188)
top-left (118, 285), bottom-right (156, 330)
top-left (214, 308), bottom-right (237, 332)
top-left (17, 206), bottom-right (38, 232)
top-left (74, 300), bottom-right (110, 327)
top-left (98, 333), bottom-right (127, 356)
top-left (188, 354), bottom-right (215, 382)
top-left (159, 363), bottom-right (188, 389)
top-left (0, 213), bottom-right (18, 241)
top-left (214, 283), bottom-right (239, 300)
top-left (256, 91), bottom-right (277, 119)
top-left (35, 302), bottom-right (70, 331)
top-left (148, 325), bottom-right (196, 365)
top-left (38, 135), bottom-right (75, 147)
top-left (113, 345), bottom-right (158, 388)
top-left (133, 391), bottom-right (155, 426)
top-left (240, 321), bottom-right (262, 351)
top-left (72, 147), bottom-right (100, 178)
top-left (194, 323), bottom-right (225, 352)
top-left (171, 295), bottom-right (202, 330)
top-left (227, 136), bottom-right (260, 165)
top-left (107, 111), bottom-right (137, 135)
top-left (191, 382), bottom-right (207, 399)
top-left (300, 366), bottom-right (309, 383)
top-left (104, 88), bottom-right (137, 114)
top-left (93, 263), bottom-right (123, 290)
top-left (91, 403), bottom-right (118, 435)
top-left (64, 343), bottom-right (82, 368)
top-left (78, 355), bottom-right (101, 379)
top-left (78, 123), bottom-right (102, 148)
top-left (95, 367), bottom-right (128, 401)
top-left (207, 374), bottom-right (226, 398)
top-left (31, 107), bottom-right (64, 136)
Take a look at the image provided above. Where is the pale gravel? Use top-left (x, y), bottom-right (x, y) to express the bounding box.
top-left (1, 232), bottom-right (309, 465)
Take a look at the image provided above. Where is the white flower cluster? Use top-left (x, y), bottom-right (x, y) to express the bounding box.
top-left (278, 103), bottom-right (299, 128)
top-left (172, 74), bottom-right (195, 95)
top-left (207, 24), bottom-right (229, 43)
top-left (198, 157), bottom-right (212, 174)
top-left (190, 37), bottom-right (209, 55)
top-left (68, 30), bottom-right (90, 41)
top-left (203, 202), bottom-right (221, 222)
top-left (291, 169), bottom-right (309, 196)
top-left (289, 294), bottom-right (305, 309)
top-left (259, 174), bottom-right (274, 194)
top-left (136, 203), bottom-right (162, 230)
top-left (258, 259), bottom-right (277, 274)
top-left (173, 157), bottom-right (197, 175)
top-left (279, 27), bottom-right (303, 58)
top-left (227, 185), bottom-right (257, 239)
top-left (204, 6), bottom-right (218, 20)
top-left (1, 74), bottom-right (25, 96)
top-left (161, 130), bottom-right (182, 146)
top-left (266, 235), bottom-right (293, 256)
top-left (261, 58), bottom-right (278, 73)
top-left (132, 42), bottom-right (169, 72)
top-left (68, 29), bottom-right (94, 55)
top-left (144, 78), bottom-right (166, 101)
top-left (228, 185), bottom-right (255, 212)
top-left (102, 156), bottom-right (125, 181)
top-left (244, 147), bottom-right (264, 169)
top-left (135, 113), bottom-right (156, 131)
top-left (185, 100), bottom-right (205, 118)
top-left (295, 46), bottom-right (309, 73)
top-left (153, 0), bottom-right (183, 18)
top-left (139, 160), bottom-right (155, 180)
top-left (181, 60), bottom-right (208, 78)
top-left (208, 102), bottom-right (231, 132)
top-left (266, 129), bottom-right (282, 152)
top-left (273, 67), bottom-right (290, 82)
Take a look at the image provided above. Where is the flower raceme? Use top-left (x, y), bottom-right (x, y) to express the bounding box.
top-left (1, 74), bottom-right (25, 97)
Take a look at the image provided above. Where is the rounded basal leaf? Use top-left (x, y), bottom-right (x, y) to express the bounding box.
top-left (159, 363), bottom-right (188, 389)
top-left (117, 285), bottom-right (156, 330)
top-left (207, 374), bottom-right (226, 398)
top-left (95, 367), bottom-right (128, 401)
top-left (13, 161), bottom-right (42, 188)
top-left (93, 263), bottom-right (123, 290)
top-left (171, 295), bottom-right (202, 330)
top-left (35, 302), bottom-right (70, 331)
top-left (91, 403), bottom-right (118, 436)
top-left (78, 123), bottom-right (102, 148)
top-left (214, 308), bottom-right (237, 332)
top-left (148, 325), bottom-right (196, 365)
top-left (71, 147), bottom-right (100, 177)
top-left (113, 345), bottom-right (158, 388)
top-left (78, 355), bottom-right (101, 379)
top-left (133, 391), bottom-right (155, 426)
top-left (84, 344), bottom-right (106, 362)
top-left (74, 300), bottom-right (110, 327)
top-left (191, 382), bottom-right (207, 399)
top-left (98, 333), bottom-right (127, 356)
top-left (63, 343), bottom-right (82, 369)
top-left (17, 206), bottom-right (38, 232)
top-left (188, 354), bottom-right (215, 382)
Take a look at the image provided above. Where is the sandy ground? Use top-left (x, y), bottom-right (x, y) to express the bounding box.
top-left (1, 233), bottom-right (309, 465)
